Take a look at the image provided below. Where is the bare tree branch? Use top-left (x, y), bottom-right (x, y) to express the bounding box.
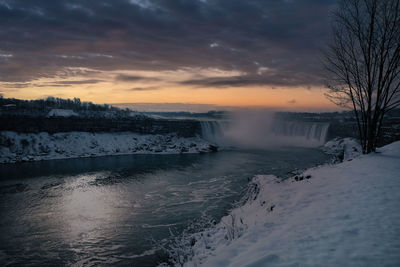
top-left (323, 0), bottom-right (400, 153)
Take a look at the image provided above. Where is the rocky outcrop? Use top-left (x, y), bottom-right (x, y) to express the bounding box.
top-left (0, 116), bottom-right (202, 137)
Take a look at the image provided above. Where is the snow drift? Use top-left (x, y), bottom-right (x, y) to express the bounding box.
top-left (163, 141), bottom-right (400, 267)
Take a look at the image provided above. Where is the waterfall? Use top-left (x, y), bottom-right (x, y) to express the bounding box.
top-left (200, 121), bottom-right (226, 144)
top-left (271, 121), bottom-right (330, 144)
top-left (200, 118), bottom-right (330, 148)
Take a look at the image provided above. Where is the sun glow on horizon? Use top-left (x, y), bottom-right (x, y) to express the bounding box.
top-left (0, 67), bottom-right (338, 112)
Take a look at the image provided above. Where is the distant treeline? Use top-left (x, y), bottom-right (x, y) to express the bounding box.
top-left (0, 96), bottom-right (141, 119)
top-left (0, 96), bottom-right (201, 136)
top-left (0, 96), bottom-right (120, 112)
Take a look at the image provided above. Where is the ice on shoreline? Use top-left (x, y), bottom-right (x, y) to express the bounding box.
top-left (0, 131), bottom-right (215, 164)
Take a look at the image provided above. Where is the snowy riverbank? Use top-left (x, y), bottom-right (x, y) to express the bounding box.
top-left (165, 141), bottom-right (400, 267)
top-left (0, 131), bottom-right (216, 164)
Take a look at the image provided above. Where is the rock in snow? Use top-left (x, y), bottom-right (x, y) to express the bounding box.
top-left (169, 141), bottom-right (400, 267)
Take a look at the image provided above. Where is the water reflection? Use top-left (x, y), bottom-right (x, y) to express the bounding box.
top-left (60, 174), bottom-right (129, 265)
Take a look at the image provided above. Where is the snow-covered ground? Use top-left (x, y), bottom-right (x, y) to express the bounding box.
top-left (168, 141), bottom-right (400, 267)
top-left (0, 131), bottom-right (215, 163)
top-left (46, 109), bottom-right (79, 117)
top-left (323, 137), bottom-right (362, 162)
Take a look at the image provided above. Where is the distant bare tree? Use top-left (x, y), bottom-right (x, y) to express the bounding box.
top-left (324, 0), bottom-right (400, 153)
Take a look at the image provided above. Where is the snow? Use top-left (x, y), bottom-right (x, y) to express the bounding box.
top-left (47, 109), bottom-right (78, 117)
top-left (0, 131), bottom-right (214, 163)
top-left (323, 137), bottom-right (361, 161)
top-left (172, 141), bottom-right (400, 267)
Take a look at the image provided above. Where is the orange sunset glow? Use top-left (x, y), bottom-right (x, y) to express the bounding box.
top-left (1, 70), bottom-right (335, 111)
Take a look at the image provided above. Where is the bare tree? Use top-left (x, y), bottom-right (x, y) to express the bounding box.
top-left (324, 0), bottom-right (400, 153)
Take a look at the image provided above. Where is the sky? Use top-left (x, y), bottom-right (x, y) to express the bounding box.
top-left (0, 0), bottom-right (340, 111)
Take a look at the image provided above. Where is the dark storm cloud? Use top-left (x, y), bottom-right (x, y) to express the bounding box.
top-left (35, 84), bottom-right (72, 87)
top-left (0, 0), bottom-right (337, 87)
top-left (180, 72), bottom-right (323, 88)
top-left (50, 79), bottom-right (103, 85)
top-left (115, 74), bottom-right (159, 82)
top-left (2, 83), bottom-right (31, 88)
top-left (127, 86), bottom-right (160, 91)
top-left (180, 76), bottom-right (269, 88)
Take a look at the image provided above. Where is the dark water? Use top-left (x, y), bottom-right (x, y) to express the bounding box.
top-left (0, 148), bottom-right (329, 266)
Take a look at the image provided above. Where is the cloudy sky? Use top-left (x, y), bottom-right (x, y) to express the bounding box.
top-left (0, 0), bottom-right (339, 111)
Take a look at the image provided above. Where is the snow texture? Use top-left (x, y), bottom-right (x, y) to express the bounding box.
top-left (0, 131), bottom-right (214, 163)
top-left (323, 137), bottom-right (362, 161)
top-left (176, 141), bottom-right (400, 267)
top-left (46, 109), bottom-right (79, 117)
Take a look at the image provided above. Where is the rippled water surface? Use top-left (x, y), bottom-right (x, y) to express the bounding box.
top-left (0, 148), bottom-right (329, 266)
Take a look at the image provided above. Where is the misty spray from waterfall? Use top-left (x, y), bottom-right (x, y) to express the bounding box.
top-left (200, 111), bottom-right (329, 149)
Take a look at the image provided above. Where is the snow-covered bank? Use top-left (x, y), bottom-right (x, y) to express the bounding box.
top-left (0, 131), bottom-right (215, 164)
top-left (323, 137), bottom-right (361, 162)
top-left (171, 141), bottom-right (400, 267)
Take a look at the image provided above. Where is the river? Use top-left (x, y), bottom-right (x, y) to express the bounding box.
top-left (0, 148), bottom-right (329, 266)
